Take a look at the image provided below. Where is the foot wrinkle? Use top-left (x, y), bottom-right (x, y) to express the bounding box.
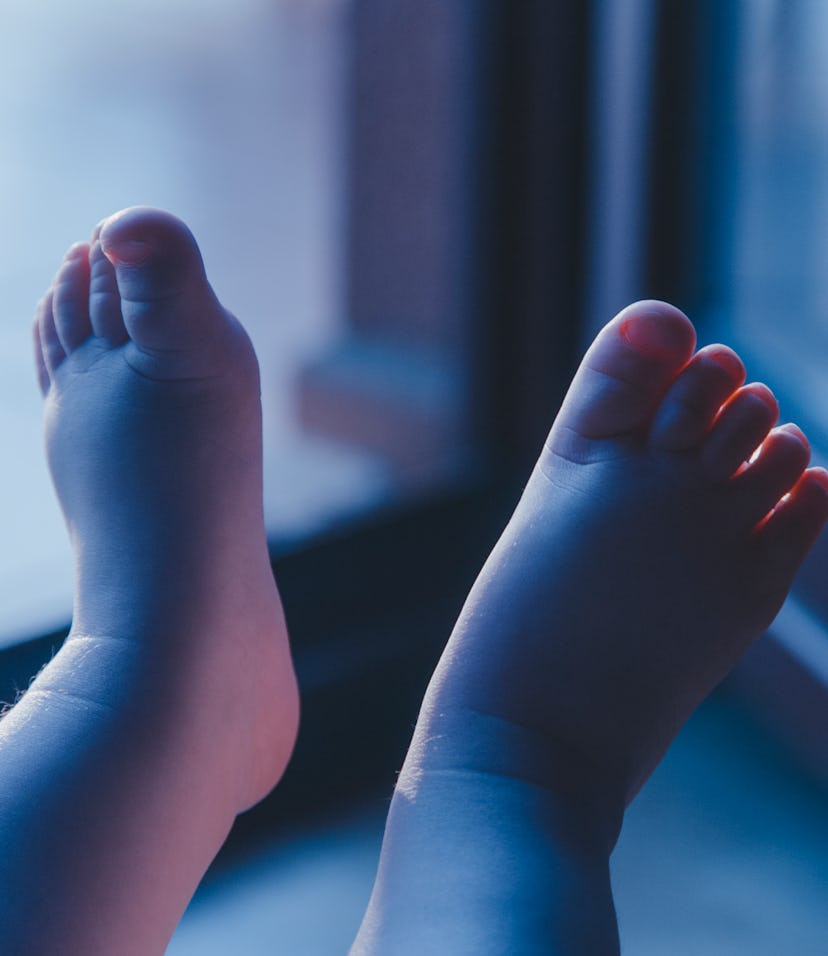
top-left (459, 704), bottom-right (623, 805)
top-left (55, 343), bottom-right (123, 381)
top-left (121, 350), bottom-right (222, 387)
top-left (117, 284), bottom-right (213, 308)
top-left (583, 360), bottom-right (663, 398)
top-left (542, 426), bottom-right (640, 466)
top-left (89, 289), bottom-right (121, 303)
top-left (53, 275), bottom-right (84, 294)
top-left (406, 763), bottom-right (622, 854)
top-left (544, 431), bottom-right (711, 495)
top-left (127, 339), bottom-right (210, 358)
top-left (536, 456), bottom-right (614, 501)
top-left (118, 290), bottom-right (189, 307)
top-left (408, 764), bottom-right (582, 804)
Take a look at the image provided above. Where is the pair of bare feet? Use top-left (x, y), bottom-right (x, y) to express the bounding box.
top-left (25, 207), bottom-right (828, 953)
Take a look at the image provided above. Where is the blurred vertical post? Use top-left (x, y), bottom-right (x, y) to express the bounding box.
top-left (297, 1), bottom-right (594, 484)
top-left (297, 0), bottom-right (491, 489)
top-left (583, 0), bottom-right (656, 344)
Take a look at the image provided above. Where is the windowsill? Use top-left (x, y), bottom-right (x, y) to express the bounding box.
top-left (728, 597), bottom-right (828, 792)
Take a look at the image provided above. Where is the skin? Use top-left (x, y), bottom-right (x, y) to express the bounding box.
top-left (2, 225), bottom-right (824, 953)
top-left (351, 302), bottom-right (828, 955)
top-left (0, 208), bottom-right (299, 954)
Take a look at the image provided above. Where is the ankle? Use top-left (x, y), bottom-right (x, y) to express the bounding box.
top-left (35, 630), bottom-right (290, 816)
top-left (408, 703), bottom-right (625, 854)
top-left (357, 756), bottom-right (621, 955)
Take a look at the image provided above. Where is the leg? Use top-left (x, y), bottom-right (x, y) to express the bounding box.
top-left (1, 209), bottom-right (299, 954)
top-left (352, 301), bottom-right (828, 954)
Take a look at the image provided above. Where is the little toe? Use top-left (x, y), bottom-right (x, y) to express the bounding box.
top-left (52, 245), bottom-right (93, 353)
top-left (751, 467), bottom-right (828, 595)
top-left (700, 383), bottom-right (779, 482)
top-left (88, 240), bottom-right (128, 346)
top-left (649, 344), bottom-right (745, 451)
top-left (36, 291), bottom-right (66, 376)
top-left (547, 300), bottom-right (696, 458)
top-left (727, 424), bottom-right (811, 527)
top-left (98, 206), bottom-right (223, 354)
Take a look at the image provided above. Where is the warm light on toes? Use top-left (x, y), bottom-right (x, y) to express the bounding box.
top-left (619, 304), bottom-right (693, 360)
top-left (706, 346), bottom-right (745, 384)
top-left (809, 467), bottom-right (828, 494)
top-left (63, 242), bottom-right (88, 262)
top-left (778, 422), bottom-right (810, 452)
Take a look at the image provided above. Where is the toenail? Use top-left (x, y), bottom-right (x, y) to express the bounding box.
top-left (808, 468), bottom-right (828, 495)
top-left (64, 243), bottom-right (87, 261)
top-left (778, 422), bottom-right (809, 449)
top-left (102, 238), bottom-right (152, 266)
top-left (741, 383), bottom-right (778, 414)
top-left (620, 311), bottom-right (685, 359)
top-left (707, 348), bottom-right (744, 383)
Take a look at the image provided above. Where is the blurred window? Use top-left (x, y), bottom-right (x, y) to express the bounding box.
top-left (724, 1), bottom-right (828, 454)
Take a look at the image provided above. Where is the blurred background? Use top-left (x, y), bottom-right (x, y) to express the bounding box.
top-left (1, 0), bottom-right (827, 952)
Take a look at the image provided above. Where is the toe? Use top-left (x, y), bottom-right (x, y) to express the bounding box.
top-left (32, 310), bottom-right (51, 395)
top-left (52, 244), bottom-right (93, 353)
top-left (727, 424), bottom-right (811, 527)
top-left (649, 344), bottom-right (745, 451)
top-left (751, 467), bottom-right (828, 594)
top-left (89, 240), bottom-right (128, 346)
top-left (36, 291), bottom-right (67, 376)
top-left (548, 301), bottom-right (696, 457)
top-left (98, 206), bottom-right (221, 353)
top-left (90, 217), bottom-right (107, 243)
top-left (700, 383), bottom-right (778, 482)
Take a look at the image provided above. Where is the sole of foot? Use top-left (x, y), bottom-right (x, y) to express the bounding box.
top-left (33, 207), bottom-right (299, 813)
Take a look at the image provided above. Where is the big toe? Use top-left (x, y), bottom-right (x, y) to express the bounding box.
top-left (548, 301), bottom-right (696, 457)
top-left (98, 206), bottom-right (224, 353)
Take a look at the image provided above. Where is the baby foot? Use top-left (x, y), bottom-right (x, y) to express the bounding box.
top-left (352, 302), bottom-right (828, 954)
top-left (422, 300), bottom-right (828, 807)
top-left (33, 208), bottom-right (299, 813)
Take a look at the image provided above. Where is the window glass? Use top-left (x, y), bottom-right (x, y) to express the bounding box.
top-left (727, 0), bottom-right (828, 451)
